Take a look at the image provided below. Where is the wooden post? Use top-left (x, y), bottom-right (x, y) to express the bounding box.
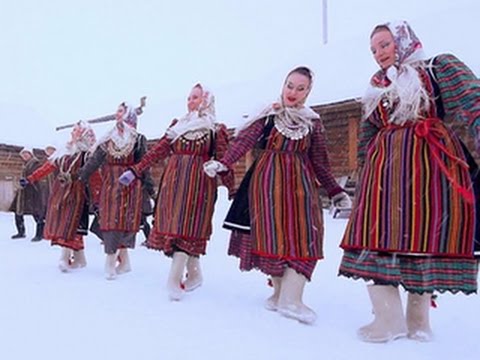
top-left (55, 96), bottom-right (146, 131)
top-left (322, 0), bottom-right (328, 44)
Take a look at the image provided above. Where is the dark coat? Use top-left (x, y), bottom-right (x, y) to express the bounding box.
top-left (9, 157), bottom-right (49, 217)
top-left (142, 171), bottom-right (156, 216)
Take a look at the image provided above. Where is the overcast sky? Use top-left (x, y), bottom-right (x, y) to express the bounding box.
top-left (1, 0), bottom-right (478, 147)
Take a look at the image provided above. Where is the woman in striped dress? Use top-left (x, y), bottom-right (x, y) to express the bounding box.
top-left (119, 83), bottom-right (233, 301)
top-left (204, 66), bottom-right (350, 324)
top-left (339, 20), bottom-right (480, 343)
top-left (24, 121), bottom-right (96, 272)
top-left (78, 102), bottom-right (148, 280)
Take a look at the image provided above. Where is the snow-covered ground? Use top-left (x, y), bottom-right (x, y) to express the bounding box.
top-left (1, 187), bottom-right (479, 360)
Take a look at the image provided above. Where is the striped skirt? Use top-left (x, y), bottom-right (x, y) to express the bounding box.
top-left (44, 180), bottom-right (86, 250)
top-left (228, 231), bottom-right (317, 280)
top-left (99, 164), bottom-right (143, 232)
top-left (342, 121), bottom-right (474, 256)
top-left (340, 120), bottom-right (478, 294)
top-left (249, 150), bottom-right (324, 260)
top-left (51, 235), bottom-right (85, 251)
top-left (147, 154), bottom-right (217, 256)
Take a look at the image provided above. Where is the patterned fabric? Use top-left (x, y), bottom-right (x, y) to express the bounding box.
top-left (339, 250), bottom-right (478, 295)
top-left (27, 153), bottom-right (87, 250)
top-left (387, 20), bottom-right (424, 65)
top-left (228, 231), bottom-right (317, 281)
top-left (121, 102), bottom-right (138, 129)
top-left (132, 123), bottom-right (232, 256)
top-left (78, 134), bottom-right (146, 233)
top-left (433, 54), bottom-right (480, 128)
top-left (342, 67), bottom-right (475, 257)
top-left (50, 235), bottom-right (84, 251)
top-left (221, 116), bottom-right (342, 262)
top-left (98, 146), bottom-right (142, 232)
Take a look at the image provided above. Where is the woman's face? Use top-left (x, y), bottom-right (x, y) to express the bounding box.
top-left (187, 86), bottom-right (203, 112)
top-left (71, 125), bottom-right (84, 142)
top-left (20, 151), bottom-right (32, 161)
top-left (371, 29), bottom-right (396, 70)
top-left (45, 146), bottom-right (56, 156)
top-left (282, 72), bottom-right (311, 108)
top-left (115, 105), bottom-right (126, 122)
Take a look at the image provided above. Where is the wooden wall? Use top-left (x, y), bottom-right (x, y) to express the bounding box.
top-left (312, 98), bottom-right (362, 177)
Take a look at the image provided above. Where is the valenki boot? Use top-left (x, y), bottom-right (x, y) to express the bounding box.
top-left (58, 247), bottom-right (73, 272)
top-left (277, 268), bottom-right (316, 324)
top-left (265, 277), bottom-right (282, 311)
top-left (406, 292), bottom-right (434, 342)
top-left (183, 256), bottom-right (203, 292)
top-left (116, 248), bottom-right (132, 275)
top-left (70, 250), bottom-right (87, 269)
top-left (105, 252), bottom-right (119, 280)
top-left (357, 285), bottom-right (407, 343)
top-left (167, 252), bottom-right (189, 301)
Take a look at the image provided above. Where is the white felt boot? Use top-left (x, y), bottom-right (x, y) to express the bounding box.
top-left (277, 268), bottom-right (316, 324)
top-left (357, 285), bottom-right (407, 343)
top-left (116, 248), bottom-right (132, 275)
top-left (70, 250), bottom-right (87, 269)
top-left (105, 252), bottom-right (119, 280)
top-left (58, 247), bottom-right (73, 273)
top-left (406, 292), bottom-right (434, 342)
top-left (167, 252), bottom-right (188, 301)
top-left (265, 277), bottom-right (282, 311)
top-left (183, 256), bottom-right (203, 292)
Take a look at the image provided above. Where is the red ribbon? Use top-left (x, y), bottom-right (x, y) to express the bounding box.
top-left (413, 119), bottom-right (474, 204)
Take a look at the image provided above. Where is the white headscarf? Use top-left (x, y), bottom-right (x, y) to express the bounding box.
top-left (19, 147), bottom-right (34, 156)
top-left (98, 102), bottom-right (138, 153)
top-left (51, 121), bottom-right (96, 160)
top-left (363, 20), bottom-right (430, 125)
top-left (166, 83), bottom-right (216, 141)
top-left (237, 67), bottom-right (319, 136)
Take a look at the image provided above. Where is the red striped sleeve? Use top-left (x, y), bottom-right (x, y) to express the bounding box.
top-left (308, 119), bottom-right (343, 197)
top-left (220, 119), bottom-right (265, 168)
top-left (131, 136), bottom-right (170, 176)
top-left (27, 161), bottom-right (57, 183)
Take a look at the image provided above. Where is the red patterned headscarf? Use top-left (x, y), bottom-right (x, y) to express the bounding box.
top-left (364, 20), bottom-right (430, 125)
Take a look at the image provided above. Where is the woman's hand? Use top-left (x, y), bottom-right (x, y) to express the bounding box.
top-left (119, 170), bottom-right (136, 186)
top-left (332, 192), bottom-right (353, 209)
top-left (19, 178), bottom-right (29, 188)
top-left (203, 160), bottom-right (227, 178)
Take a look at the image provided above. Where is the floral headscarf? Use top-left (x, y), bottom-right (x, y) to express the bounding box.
top-left (120, 102), bottom-right (138, 129)
top-left (52, 121), bottom-right (96, 160)
top-left (166, 83), bottom-right (216, 141)
top-left (96, 102), bottom-right (139, 157)
top-left (363, 20), bottom-right (430, 125)
top-left (237, 67), bottom-right (319, 137)
top-left (389, 20), bottom-right (424, 65)
top-left (70, 121), bottom-right (96, 152)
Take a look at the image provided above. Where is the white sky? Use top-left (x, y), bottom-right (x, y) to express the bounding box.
top-left (1, 0), bottom-right (479, 147)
